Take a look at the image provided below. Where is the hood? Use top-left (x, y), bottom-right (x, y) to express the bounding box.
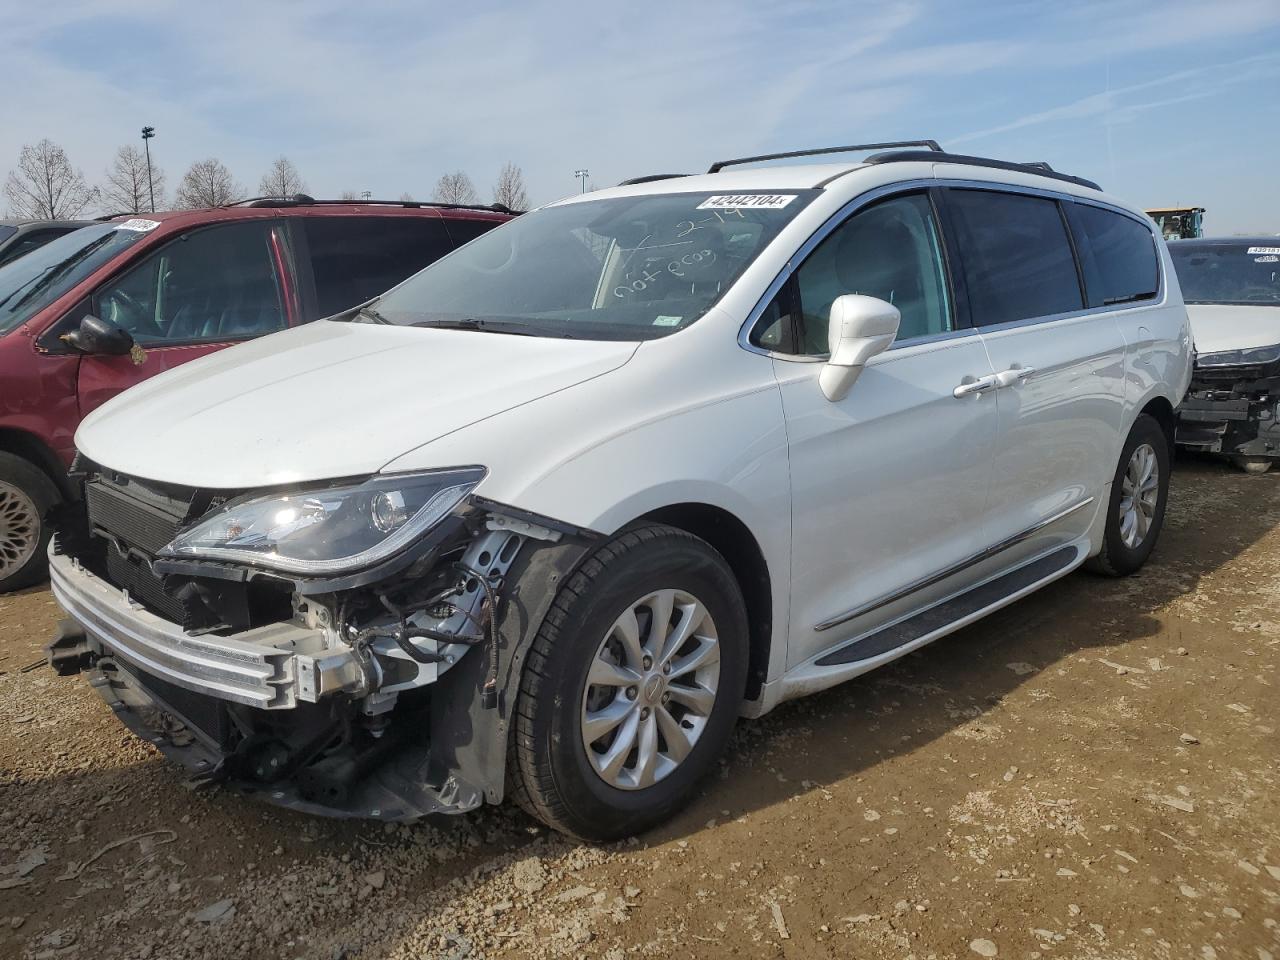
top-left (1187, 304), bottom-right (1280, 356)
top-left (76, 320), bottom-right (639, 489)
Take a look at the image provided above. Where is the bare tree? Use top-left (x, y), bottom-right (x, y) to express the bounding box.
top-left (398, 192), bottom-right (415, 202)
top-left (492, 162), bottom-right (529, 210)
top-left (3, 139), bottom-right (97, 220)
top-left (174, 158), bottom-right (244, 209)
top-left (258, 156), bottom-right (307, 198)
top-left (339, 190), bottom-right (359, 201)
top-left (432, 171), bottom-right (478, 205)
top-left (101, 145), bottom-right (165, 214)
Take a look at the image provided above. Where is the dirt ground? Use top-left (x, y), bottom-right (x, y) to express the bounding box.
top-left (1, 455), bottom-right (1278, 960)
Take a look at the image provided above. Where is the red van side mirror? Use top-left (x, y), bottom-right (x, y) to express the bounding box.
top-left (61, 314), bottom-right (135, 356)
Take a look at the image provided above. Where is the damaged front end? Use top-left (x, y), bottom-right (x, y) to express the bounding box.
top-left (1176, 347), bottom-right (1280, 464)
top-left (46, 461), bottom-right (593, 821)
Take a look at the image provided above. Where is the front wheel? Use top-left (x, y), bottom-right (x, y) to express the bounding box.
top-left (0, 453), bottom-right (60, 593)
top-left (508, 524), bottom-right (748, 841)
top-left (1086, 414), bottom-right (1170, 577)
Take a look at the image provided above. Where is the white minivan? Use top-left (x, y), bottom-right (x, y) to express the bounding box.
top-left (47, 142), bottom-right (1193, 839)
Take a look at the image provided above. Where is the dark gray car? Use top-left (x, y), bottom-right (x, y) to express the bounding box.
top-left (0, 219), bottom-right (93, 268)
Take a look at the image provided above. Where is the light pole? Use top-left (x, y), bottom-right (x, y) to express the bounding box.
top-left (574, 169), bottom-right (589, 194)
top-left (140, 126), bottom-right (156, 212)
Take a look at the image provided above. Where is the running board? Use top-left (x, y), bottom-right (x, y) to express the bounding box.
top-left (814, 545), bottom-right (1078, 667)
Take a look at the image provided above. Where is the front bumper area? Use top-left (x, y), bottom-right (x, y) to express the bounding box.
top-left (49, 552), bottom-right (367, 709)
top-left (81, 654), bottom-right (481, 821)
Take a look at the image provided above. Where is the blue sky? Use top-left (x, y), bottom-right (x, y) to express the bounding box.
top-left (3, 0), bottom-right (1278, 233)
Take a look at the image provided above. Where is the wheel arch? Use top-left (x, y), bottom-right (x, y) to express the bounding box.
top-left (1138, 393), bottom-right (1176, 452)
top-left (627, 501), bottom-right (773, 702)
top-left (0, 428), bottom-right (73, 498)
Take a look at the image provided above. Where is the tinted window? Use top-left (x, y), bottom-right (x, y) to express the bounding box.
top-left (780, 193), bottom-right (951, 355)
top-left (0, 223), bottom-right (148, 336)
top-left (1067, 204), bottom-right (1159, 306)
top-left (94, 221), bottom-right (288, 343)
top-left (1170, 242), bottom-right (1280, 306)
top-left (947, 190), bottom-right (1083, 326)
top-left (305, 217), bottom-right (453, 317)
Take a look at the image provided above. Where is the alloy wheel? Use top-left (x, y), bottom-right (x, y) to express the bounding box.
top-left (0, 480), bottom-right (39, 580)
top-left (581, 588), bottom-right (721, 791)
top-left (1118, 442), bottom-right (1159, 549)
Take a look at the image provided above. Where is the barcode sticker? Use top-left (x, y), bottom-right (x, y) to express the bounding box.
top-left (696, 195), bottom-right (796, 210)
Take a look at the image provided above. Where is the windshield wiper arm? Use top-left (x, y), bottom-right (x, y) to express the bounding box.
top-left (413, 318), bottom-right (539, 336)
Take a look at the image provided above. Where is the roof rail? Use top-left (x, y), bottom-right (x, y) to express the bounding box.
top-left (227, 194), bottom-right (518, 215)
top-left (708, 141), bottom-right (942, 174)
top-left (863, 150), bottom-right (1102, 191)
top-left (617, 173), bottom-right (692, 186)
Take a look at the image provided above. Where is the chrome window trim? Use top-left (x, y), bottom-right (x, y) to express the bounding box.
top-left (738, 178), bottom-right (1165, 362)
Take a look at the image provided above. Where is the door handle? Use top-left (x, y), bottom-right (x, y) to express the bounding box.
top-left (993, 366), bottom-right (1036, 388)
top-left (953, 374), bottom-right (998, 398)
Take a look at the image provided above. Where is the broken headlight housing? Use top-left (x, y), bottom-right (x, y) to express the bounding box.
top-left (158, 467), bottom-right (486, 575)
top-left (1197, 344), bottom-right (1280, 368)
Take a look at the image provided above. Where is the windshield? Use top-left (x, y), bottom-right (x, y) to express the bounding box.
top-left (370, 190), bottom-right (817, 339)
top-left (1170, 242), bottom-right (1280, 306)
top-left (0, 222), bottom-right (152, 336)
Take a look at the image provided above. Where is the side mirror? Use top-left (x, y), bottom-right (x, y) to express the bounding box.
top-left (818, 295), bottom-right (900, 401)
top-left (61, 314), bottom-right (135, 356)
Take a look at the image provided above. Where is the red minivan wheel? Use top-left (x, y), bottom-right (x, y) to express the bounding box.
top-left (0, 453), bottom-right (60, 593)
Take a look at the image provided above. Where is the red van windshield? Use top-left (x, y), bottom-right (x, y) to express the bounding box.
top-left (0, 222), bottom-right (152, 336)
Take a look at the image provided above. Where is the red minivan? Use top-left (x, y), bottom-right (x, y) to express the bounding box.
top-left (0, 199), bottom-right (510, 591)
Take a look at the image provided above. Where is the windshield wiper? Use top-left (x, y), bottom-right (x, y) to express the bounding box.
top-left (412, 317), bottom-right (542, 337)
top-left (1, 234), bottom-right (116, 313)
top-left (356, 305), bottom-right (390, 324)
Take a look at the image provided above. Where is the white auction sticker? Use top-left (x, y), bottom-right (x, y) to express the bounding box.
top-left (115, 218), bottom-right (161, 232)
top-left (697, 195), bottom-right (796, 210)
top-left (1247, 246), bottom-right (1280, 255)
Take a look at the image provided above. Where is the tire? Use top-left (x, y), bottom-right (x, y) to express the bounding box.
top-left (1086, 414), bottom-right (1170, 577)
top-left (0, 452), bottom-right (60, 593)
top-left (1231, 456), bottom-right (1273, 475)
top-left (507, 524), bottom-right (748, 841)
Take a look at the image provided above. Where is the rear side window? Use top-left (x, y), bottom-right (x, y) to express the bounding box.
top-left (1066, 203), bottom-right (1159, 306)
top-left (304, 217), bottom-right (453, 317)
top-left (947, 189), bottom-right (1083, 326)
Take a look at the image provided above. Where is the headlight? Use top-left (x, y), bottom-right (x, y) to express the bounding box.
top-left (1197, 344), bottom-right (1280, 367)
top-left (158, 467), bottom-right (486, 575)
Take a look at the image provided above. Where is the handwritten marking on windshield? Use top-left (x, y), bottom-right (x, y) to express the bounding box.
top-left (614, 249), bottom-right (716, 299)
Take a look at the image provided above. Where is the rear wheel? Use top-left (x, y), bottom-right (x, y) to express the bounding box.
top-left (1086, 414), bottom-right (1170, 577)
top-left (0, 453), bottom-right (60, 593)
top-left (508, 524), bottom-right (748, 841)
top-left (1231, 456), bottom-right (1273, 475)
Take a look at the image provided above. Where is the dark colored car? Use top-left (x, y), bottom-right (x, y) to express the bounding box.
top-left (0, 199), bottom-right (510, 590)
top-left (0, 219), bottom-right (93, 268)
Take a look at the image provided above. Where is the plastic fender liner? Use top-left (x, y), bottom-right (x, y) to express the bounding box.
top-left (426, 537), bottom-right (592, 806)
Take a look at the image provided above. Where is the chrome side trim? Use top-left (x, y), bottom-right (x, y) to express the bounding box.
top-left (49, 552), bottom-right (360, 709)
top-left (814, 496), bottom-right (1095, 632)
top-left (737, 177), bottom-right (1165, 362)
